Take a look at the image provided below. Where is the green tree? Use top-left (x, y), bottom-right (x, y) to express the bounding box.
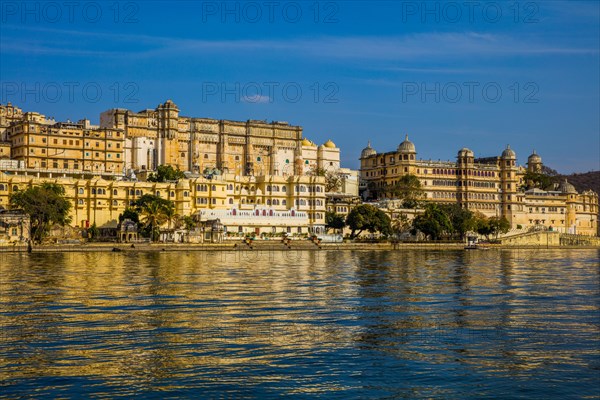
top-left (345, 204), bottom-right (391, 239)
top-left (387, 174), bottom-right (424, 208)
top-left (182, 215), bottom-right (198, 231)
top-left (140, 200), bottom-right (167, 241)
top-left (476, 216), bottom-right (510, 241)
top-left (147, 165), bottom-right (185, 182)
top-left (325, 211), bottom-right (346, 232)
top-left (308, 167), bottom-right (345, 192)
top-left (411, 203), bottom-right (452, 240)
top-left (9, 183), bottom-right (72, 244)
top-left (162, 202), bottom-right (178, 230)
top-left (118, 207), bottom-right (140, 224)
top-left (521, 171), bottom-right (556, 191)
top-left (88, 222), bottom-right (100, 241)
top-left (132, 194), bottom-right (175, 241)
top-left (391, 213), bottom-right (411, 237)
top-left (439, 204), bottom-right (477, 240)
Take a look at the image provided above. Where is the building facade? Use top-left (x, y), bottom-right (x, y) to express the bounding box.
top-left (359, 137), bottom-right (598, 235)
top-left (1, 101), bottom-right (343, 179)
top-left (0, 173), bottom-right (327, 235)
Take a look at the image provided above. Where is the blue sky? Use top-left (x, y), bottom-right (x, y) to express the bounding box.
top-left (1, 1), bottom-right (598, 173)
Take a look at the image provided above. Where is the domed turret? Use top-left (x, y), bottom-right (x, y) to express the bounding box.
top-left (361, 141), bottom-right (376, 158)
top-left (558, 179), bottom-right (577, 194)
top-left (397, 135), bottom-right (416, 153)
top-left (301, 138), bottom-right (315, 147)
top-left (527, 150), bottom-right (543, 173)
top-left (458, 147), bottom-right (474, 158)
top-left (322, 139), bottom-right (336, 148)
top-left (501, 144), bottom-right (516, 159)
top-left (528, 150), bottom-right (542, 163)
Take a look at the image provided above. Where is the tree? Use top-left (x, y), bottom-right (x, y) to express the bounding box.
top-left (132, 194), bottom-right (175, 241)
top-left (391, 213), bottom-right (411, 237)
top-left (325, 211), bottom-right (346, 232)
top-left (439, 204), bottom-right (476, 240)
top-left (521, 171), bottom-right (556, 191)
top-left (182, 215), bottom-right (198, 231)
top-left (476, 216), bottom-right (510, 241)
top-left (345, 204), bottom-right (391, 239)
top-left (147, 165), bottom-right (185, 182)
top-left (387, 174), bottom-right (424, 207)
top-left (308, 167), bottom-right (345, 192)
top-left (88, 222), bottom-right (100, 241)
top-left (162, 202), bottom-right (178, 230)
top-left (140, 200), bottom-right (167, 241)
top-left (9, 183), bottom-right (72, 244)
top-left (119, 207), bottom-right (140, 224)
top-left (411, 203), bottom-right (452, 240)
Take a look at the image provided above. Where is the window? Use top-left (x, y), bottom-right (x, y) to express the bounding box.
top-left (113, 189), bottom-right (118, 195)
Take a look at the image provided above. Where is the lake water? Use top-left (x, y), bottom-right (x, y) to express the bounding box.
top-left (0, 249), bottom-right (599, 399)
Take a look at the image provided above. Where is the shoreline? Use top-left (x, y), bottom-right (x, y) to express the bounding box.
top-left (1, 242), bottom-right (599, 253)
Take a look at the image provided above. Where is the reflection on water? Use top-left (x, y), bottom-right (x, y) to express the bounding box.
top-left (0, 249), bottom-right (599, 398)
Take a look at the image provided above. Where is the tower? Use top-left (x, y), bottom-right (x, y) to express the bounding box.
top-left (156, 100), bottom-right (180, 168)
top-left (500, 145), bottom-right (519, 225)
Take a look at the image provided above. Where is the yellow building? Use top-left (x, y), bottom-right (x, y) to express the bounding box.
top-left (99, 100), bottom-right (339, 176)
top-left (0, 172), bottom-right (327, 235)
top-left (1, 101), bottom-right (343, 180)
top-left (359, 137), bottom-right (598, 235)
top-left (6, 112), bottom-right (125, 174)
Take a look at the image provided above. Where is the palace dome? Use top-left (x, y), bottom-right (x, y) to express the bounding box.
top-left (528, 150), bottom-right (542, 163)
top-left (458, 147), bottom-right (474, 158)
top-left (558, 179), bottom-right (577, 194)
top-left (361, 141), bottom-right (376, 158)
top-left (322, 139), bottom-right (336, 148)
top-left (301, 138), bottom-right (316, 147)
top-left (397, 135), bottom-right (416, 153)
top-left (501, 145), bottom-right (516, 159)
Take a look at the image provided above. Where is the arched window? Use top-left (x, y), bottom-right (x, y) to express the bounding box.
top-left (184, 191), bottom-right (189, 197)
top-left (0, 184), bottom-right (5, 191)
top-left (204, 154), bottom-right (208, 159)
top-left (113, 189), bottom-right (118, 195)
top-left (79, 188), bottom-right (84, 194)
top-left (135, 190), bottom-right (141, 196)
top-left (91, 188), bottom-right (96, 194)
top-left (232, 209), bottom-right (237, 215)
top-left (282, 200), bottom-right (286, 205)
top-left (229, 198), bottom-right (233, 204)
top-left (211, 185), bottom-right (216, 191)
top-left (282, 186), bottom-right (286, 192)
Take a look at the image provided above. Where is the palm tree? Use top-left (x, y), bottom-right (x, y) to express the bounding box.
top-left (141, 201), bottom-right (167, 242)
top-left (163, 203), bottom-right (178, 230)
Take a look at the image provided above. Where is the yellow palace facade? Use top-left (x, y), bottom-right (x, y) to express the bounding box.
top-left (0, 173), bottom-right (327, 235)
top-left (360, 137), bottom-right (598, 235)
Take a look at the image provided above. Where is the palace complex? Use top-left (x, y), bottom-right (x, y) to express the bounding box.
top-left (0, 101), bottom-right (597, 240)
top-left (0, 101), bottom-right (358, 237)
top-left (359, 136), bottom-right (598, 235)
